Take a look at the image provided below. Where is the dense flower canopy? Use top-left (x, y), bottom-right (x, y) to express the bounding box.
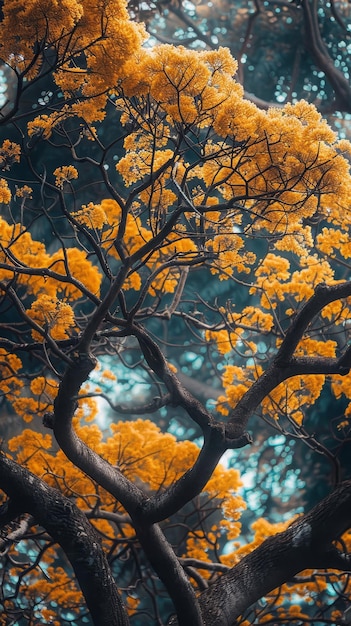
top-left (0, 1), bottom-right (351, 625)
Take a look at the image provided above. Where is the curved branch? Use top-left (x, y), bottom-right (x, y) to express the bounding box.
top-left (170, 481), bottom-right (351, 625)
top-left (276, 282), bottom-right (351, 365)
top-left (302, 0), bottom-right (351, 112)
top-left (141, 430), bottom-right (227, 524)
top-left (52, 353), bottom-right (204, 625)
top-left (227, 282), bottom-right (351, 439)
top-left (52, 352), bottom-right (144, 512)
top-left (134, 323), bottom-right (216, 431)
top-left (129, 324), bottom-right (252, 520)
top-left (0, 454), bottom-right (130, 626)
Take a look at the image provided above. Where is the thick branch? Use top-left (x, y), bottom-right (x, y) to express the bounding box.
top-left (133, 324), bottom-right (215, 431)
top-left (170, 481), bottom-right (351, 625)
top-left (133, 325), bottom-right (251, 520)
top-left (0, 454), bottom-right (130, 626)
top-left (52, 353), bottom-right (203, 625)
top-left (52, 352), bottom-right (144, 512)
top-left (133, 522), bottom-right (204, 626)
top-left (141, 428), bottom-right (227, 524)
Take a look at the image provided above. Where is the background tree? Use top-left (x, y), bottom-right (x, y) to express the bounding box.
top-left (1, 1), bottom-right (351, 625)
top-left (133, 0), bottom-right (351, 118)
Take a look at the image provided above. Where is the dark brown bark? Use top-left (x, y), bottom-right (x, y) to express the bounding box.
top-left (2, 454), bottom-right (351, 626)
top-left (169, 481), bottom-right (351, 625)
top-left (52, 352), bottom-right (204, 625)
top-left (227, 282), bottom-right (351, 439)
top-left (0, 453), bottom-right (130, 626)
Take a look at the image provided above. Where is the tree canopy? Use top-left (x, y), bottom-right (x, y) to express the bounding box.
top-left (0, 1), bottom-right (351, 625)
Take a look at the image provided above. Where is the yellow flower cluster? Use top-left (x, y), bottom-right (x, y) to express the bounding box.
top-left (216, 364), bottom-right (260, 416)
top-left (119, 45), bottom-right (239, 123)
top-left (216, 336), bottom-right (335, 423)
top-left (205, 306), bottom-right (273, 358)
top-left (8, 429), bottom-right (52, 461)
top-left (126, 595), bottom-right (140, 616)
top-left (317, 226), bottom-right (351, 259)
top-left (49, 248), bottom-right (102, 298)
top-left (332, 371), bottom-right (351, 401)
top-left (117, 148), bottom-right (174, 187)
top-left (1, 0), bottom-right (146, 122)
top-left (251, 252), bottom-right (336, 310)
top-left (0, 348), bottom-right (23, 404)
top-left (53, 165), bottom-right (78, 189)
top-left (72, 202), bottom-right (108, 230)
top-left (6, 559), bottom-right (82, 623)
top-left (97, 198), bottom-right (148, 259)
top-left (27, 114), bottom-right (57, 139)
top-left (286, 256), bottom-right (335, 303)
top-left (0, 217), bottom-right (102, 305)
top-left (261, 375), bottom-right (325, 426)
top-left (206, 233), bottom-right (256, 280)
top-left (0, 139), bottom-right (20, 170)
top-left (26, 294), bottom-right (75, 342)
top-left (81, 198), bottom-right (200, 294)
top-left (0, 178), bottom-right (11, 203)
top-left (13, 378), bottom-right (58, 423)
top-left (15, 185), bottom-right (33, 198)
top-left (111, 48), bottom-right (351, 317)
top-left (251, 254), bottom-right (291, 309)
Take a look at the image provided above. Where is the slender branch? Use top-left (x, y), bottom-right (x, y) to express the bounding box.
top-left (276, 282), bottom-right (351, 365)
top-left (0, 282), bottom-right (73, 365)
top-left (77, 266), bottom-right (130, 353)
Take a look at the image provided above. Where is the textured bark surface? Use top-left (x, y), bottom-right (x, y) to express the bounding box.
top-left (169, 481), bottom-right (351, 626)
top-left (0, 454), bottom-right (130, 626)
top-left (52, 352), bottom-right (204, 624)
top-left (2, 452), bottom-right (351, 626)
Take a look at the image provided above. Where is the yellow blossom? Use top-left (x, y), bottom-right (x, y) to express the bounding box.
top-left (15, 185), bottom-right (33, 198)
top-left (0, 139), bottom-right (20, 169)
top-left (48, 248), bottom-right (102, 298)
top-left (72, 202), bottom-right (107, 229)
top-left (26, 294), bottom-right (75, 341)
top-left (27, 115), bottom-right (54, 139)
top-left (0, 178), bottom-right (11, 203)
top-left (101, 369), bottom-right (117, 381)
top-left (53, 165), bottom-right (79, 189)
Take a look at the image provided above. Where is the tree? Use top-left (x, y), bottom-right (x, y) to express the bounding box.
top-left (137, 0), bottom-right (351, 116)
top-left (1, 1), bottom-right (351, 624)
